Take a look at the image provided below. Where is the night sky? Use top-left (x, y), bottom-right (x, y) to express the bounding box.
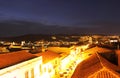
top-left (0, 0), bottom-right (120, 36)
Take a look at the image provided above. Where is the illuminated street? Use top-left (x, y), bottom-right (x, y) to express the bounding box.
top-left (57, 44), bottom-right (89, 78)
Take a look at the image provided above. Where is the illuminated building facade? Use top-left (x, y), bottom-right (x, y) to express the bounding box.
top-left (0, 51), bottom-right (42, 78)
top-left (0, 50), bottom-right (62, 78)
top-left (34, 51), bottom-right (60, 78)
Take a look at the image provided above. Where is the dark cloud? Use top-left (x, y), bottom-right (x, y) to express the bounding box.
top-left (0, 0), bottom-right (120, 36)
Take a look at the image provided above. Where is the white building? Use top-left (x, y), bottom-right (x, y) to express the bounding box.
top-left (0, 50), bottom-right (42, 78)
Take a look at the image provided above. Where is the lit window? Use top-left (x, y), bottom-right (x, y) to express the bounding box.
top-left (39, 65), bottom-right (42, 75)
top-left (44, 67), bottom-right (46, 72)
top-left (31, 68), bottom-right (34, 78)
top-left (25, 71), bottom-right (29, 78)
top-left (55, 60), bottom-right (57, 64)
top-left (48, 68), bottom-right (52, 73)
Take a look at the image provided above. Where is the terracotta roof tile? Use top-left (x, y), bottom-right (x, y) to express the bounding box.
top-left (84, 46), bottom-right (112, 54)
top-left (71, 53), bottom-right (120, 78)
top-left (98, 54), bottom-right (120, 72)
top-left (0, 50), bottom-right (37, 69)
top-left (34, 51), bottom-right (60, 64)
top-left (72, 54), bottom-right (102, 78)
top-left (89, 68), bottom-right (120, 78)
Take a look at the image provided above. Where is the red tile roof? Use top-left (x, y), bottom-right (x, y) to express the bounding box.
top-left (34, 51), bottom-right (60, 64)
top-left (71, 54), bottom-right (102, 78)
top-left (89, 69), bottom-right (120, 78)
top-left (84, 46), bottom-right (112, 54)
top-left (98, 53), bottom-right (120, 72)
top-left (0, 50), bottom-right (37, 69)
top-left (71, 53), bottom-right (120, 78)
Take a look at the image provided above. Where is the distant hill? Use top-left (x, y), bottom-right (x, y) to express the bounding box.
top-left (0, 34), bottom-right (79, 42)
top-left (0, 34), bottom-right (51, 42)
top-left (0, 20), bottom-right (119, 38)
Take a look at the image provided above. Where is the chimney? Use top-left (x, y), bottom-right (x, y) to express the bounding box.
top-left (116, 50), bottom-right (120, 67)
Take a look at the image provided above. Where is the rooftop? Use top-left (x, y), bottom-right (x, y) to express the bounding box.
top-left (84, 46), bottom-right (112, 54)
top-left (34, 51), bottom-right (60, 64)
top-left (0, 50), bottom-right (36, 69)
top-left (72, 53), bottom-right (120, 78)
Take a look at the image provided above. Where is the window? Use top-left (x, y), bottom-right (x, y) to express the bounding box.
top-left (55, 60), bottom-right (57, 64)
top-left (44, 67), bottom-right (46, 72)
top-left (25, 71), bottom-right (29, 78)
top-left (39, 65), bottom-right (42, 75)
top-left (48, 68), bottom-right (52, 73)
top-left (31, 68), bottom-right (34, 78)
